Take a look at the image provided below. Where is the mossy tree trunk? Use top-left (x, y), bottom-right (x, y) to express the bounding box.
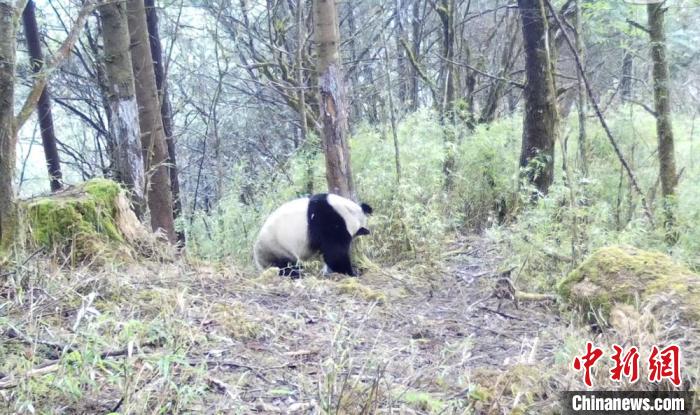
top-left (314, 0), bottom-right (356, 200)
top-left (574, 0), bottom-right (587, 176)
top-left (145, 0), bottom-right (184, 245)
top-left (0, 0), bottom-right (17, 251)
top-left (22, 0), bottom-right (63, 192)
top-left (128, 0), bottom-right (176, 243)
top-left (517, 0), bottom-right (559, 196)
top-left (98, 0), bottom-right (147, 217)
top-left (437, 0), bottom-right (457, 191)
top-left (647, 2), bottom-right (678, 232)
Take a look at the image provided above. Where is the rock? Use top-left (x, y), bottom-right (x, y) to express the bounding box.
top-left (558, 245), bottom-right (700, 324)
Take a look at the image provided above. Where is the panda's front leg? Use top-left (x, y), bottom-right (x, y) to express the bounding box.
top-left (321, 244), bottom-right (356, 276)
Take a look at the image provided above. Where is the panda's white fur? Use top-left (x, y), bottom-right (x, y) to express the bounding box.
top-left (253, 194), bottom-right (370, 275)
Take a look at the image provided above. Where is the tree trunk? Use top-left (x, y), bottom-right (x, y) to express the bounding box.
top-left (647, 1), bottom-right (678, 230)
top-left (145, 0), bottom-right (184, 245)
top-left (517, 0), bottom-right (559, 196)
top-left (437, 0), bottom-right (456, 190)
top-left (394, 0), bottom-right (407, 104)
top-left (479, 14), bottom-right (518, 124)
top-left (0, 1), bottom-right (17, 251)
top-left (98, 0), bottom-right (147, 216)
top-left (574, 0), bottom-right (587, 175)
top-left (620, 52), bottom-right (633, 104)
top-left (409, 0), bottom-right (422, 111)
top-left (22, 0), bottom-right (63, 192)
top-left (314, 0), bottom-right (355, 199)
top-left (297, 0), bottom-right (314, 195)
top-left (127, 0), bottom-right (176, 243)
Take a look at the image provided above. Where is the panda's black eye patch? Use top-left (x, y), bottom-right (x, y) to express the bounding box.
top-left (361, 203), bottom-right (373, 215)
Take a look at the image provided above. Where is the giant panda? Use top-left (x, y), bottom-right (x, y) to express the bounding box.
top-left (253, 193), bottom-right (373, 277)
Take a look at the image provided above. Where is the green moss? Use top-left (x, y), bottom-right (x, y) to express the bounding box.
top-left (24, 179), bottom-right (126, 260)
top-left (211, 302), bottom-right (262, 340)
top-left (402, 391), bottom-right (445, 412)
top-left (336, 278), bottom-right (387, 304)
top-left (559, 245), bottom-right (700, 321)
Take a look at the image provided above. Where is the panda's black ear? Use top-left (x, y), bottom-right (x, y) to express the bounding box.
top-left (360, 202), bottom-right (373, 215)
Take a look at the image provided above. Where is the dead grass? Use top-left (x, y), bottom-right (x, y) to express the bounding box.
top-left (0, 235), bottom-right (698, 414)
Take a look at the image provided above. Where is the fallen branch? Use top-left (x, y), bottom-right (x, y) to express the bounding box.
top-left (479, 306), bottom-right (523, 321)
top-left (0, 344), bottom-right (152, 389)
top-left (515, 291), bottom-right (558, 303)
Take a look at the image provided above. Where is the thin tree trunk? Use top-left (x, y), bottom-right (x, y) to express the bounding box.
top-left (574, 0), bottom-right (587, 175)
top-left (127, 0), bottom-right (176, 243)
top-left (22, 0), bottom-right (63, 192)
top-left (409, 0), bottom-right (422, 111)
top-left (647, 1), bottom-right (678, 232)
top-left (314, 0), bottom-right (355, 199)
top-left (145, 0), bottom-right (184, 245)
top-left (344, 1), bottom-right (361, 122)
top-left (480, 14), bottom-right (518, 124)
top-left (620, 52), bottom-right (633, 103)
top-left (394, 0), bottom-right (407, 104)
top-left (297, 0), bottom-right (314, 195)
top-left (437, 0), bottom-right (456, 190)
top-left (98, 0), bottom-right (147, 216)
top-left (0, 1), bottom-right (17, 251)
top-left (517, 0), bottom-right (559, 196)
top-left (383, 35), bottom-right (401, 183)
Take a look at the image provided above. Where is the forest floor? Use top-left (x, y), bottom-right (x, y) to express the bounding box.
top-left (1, 235), bottom-right (579, 414)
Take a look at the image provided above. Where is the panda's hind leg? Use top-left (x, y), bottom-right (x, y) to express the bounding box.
top-left (272, 258), bottom-right (303, 279)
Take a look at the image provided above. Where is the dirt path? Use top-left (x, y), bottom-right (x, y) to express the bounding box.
top-left (187, 235), bottom-right (568, 413)
top-left (2, 235), bottom-right (570, 414)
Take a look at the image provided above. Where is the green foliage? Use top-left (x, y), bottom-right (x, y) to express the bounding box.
top-left (187, 110), bottom-right (519, 268)
top-left (188, 107), bottom-right (700, 285)
top-left (493, 108), bottom-right (700, 292)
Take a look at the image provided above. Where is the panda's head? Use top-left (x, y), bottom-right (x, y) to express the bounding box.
top-left (324, 194), bottom-right (373, 238)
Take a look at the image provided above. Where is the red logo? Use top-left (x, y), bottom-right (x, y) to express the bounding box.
top-left (648, 345), bottom-right (681, 386)
top-left (610, 345), bottom-right (640, 383)
top-left (573, 343), bottom-right (682, 387)
top-left (573, 342), bottom-right (604, 387)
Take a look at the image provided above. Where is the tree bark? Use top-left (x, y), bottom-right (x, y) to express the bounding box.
top-left (0, 1), bottom-right (17, 251)
top-left (574, 0), bottom-right (587, 175)
top-left (127, 0), bottom-right (176, 243)
top-left (620, 52), bottom-right (633, 104)
top-left (517, 0), bottom-right (559, 196)
top-left (437, 0), bottom-right (457, 190)
top-left (22, 0), bottom-right (63, 192)
top-left (145, 0), bottom-right (184, 245)
top-left (409, 0), bottom-right (422, 111)
top-left (314, 0), bottom-right (355, 199)
top-left (98, 0), bottom-right (147, 216)
top-left (647, 1), bottom-right (678, 230)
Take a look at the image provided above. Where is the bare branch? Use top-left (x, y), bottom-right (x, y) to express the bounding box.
top-left (544, 0), bottom-right (655, 225)
top-left (15, 0), bottom-right (96, 131)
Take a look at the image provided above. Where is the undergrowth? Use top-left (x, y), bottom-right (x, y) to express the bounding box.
top-left (187, 106), bottom-right (700, 288)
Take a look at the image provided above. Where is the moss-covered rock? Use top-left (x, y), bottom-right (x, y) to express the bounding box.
top-left (559, 245), bottom-right (700, 323)
top-left (22, 179), bottom-right (153, 263)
